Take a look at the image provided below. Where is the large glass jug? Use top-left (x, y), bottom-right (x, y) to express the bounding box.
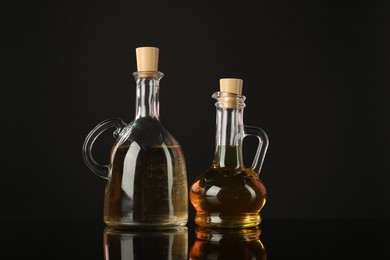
top-left (82, 47), bottom-right (188, 227)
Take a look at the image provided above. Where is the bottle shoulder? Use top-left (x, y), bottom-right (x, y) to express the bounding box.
top-left (193, 167), bottom-right (261, 185)
top-left (117, 117), bottom-right (181, 148)
top-left (201, 167), bottom-right (258, 177)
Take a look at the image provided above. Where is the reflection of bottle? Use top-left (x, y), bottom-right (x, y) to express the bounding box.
top-left (104, 226), bottom-right (188, 260)
top-left (189, 226), bottom-right (266, 260)
top-left (190, 78), bottom-right (269, 228)
top-left (82, 47), bottom-right (188, 227)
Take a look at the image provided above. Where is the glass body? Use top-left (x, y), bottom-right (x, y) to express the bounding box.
top-left (190, 92), bottom-right (268, 228)
top-left (189, 226), bottom-right (266, 260)
top-left (83, 72), bottom-right (188, 228)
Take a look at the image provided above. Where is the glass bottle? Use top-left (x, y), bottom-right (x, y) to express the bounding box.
top-left (190, 78), bottom-right (269, 228)
top-left (82, 47), bottom-right (188, 227)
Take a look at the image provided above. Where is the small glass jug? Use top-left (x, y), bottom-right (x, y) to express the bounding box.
top-left (190, 78), bottom-right (269, 228)
top-left (82, 47), bottom-right (188, 228)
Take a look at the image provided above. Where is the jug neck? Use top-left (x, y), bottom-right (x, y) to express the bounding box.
top-left (133, 72), bottom-right (163, 120)
top-left (212, 106), bottom-right (245, 169)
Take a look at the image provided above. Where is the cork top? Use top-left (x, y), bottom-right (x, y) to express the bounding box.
top-left (217, 78), bottom-right (245, 108)
top-left (135, 47), bottom-right (159, 78)
top-left (219, 78), bottom-right (243, 95)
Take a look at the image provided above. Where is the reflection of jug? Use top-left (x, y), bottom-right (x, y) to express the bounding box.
top-left (190, 78), bottom-right (269, 228)
top-left (104, 226), bottom-right (188, 260)
top-left (189, 226), bottom-right (266, 260)
top-left (82, 47), bottom-right (188, 227)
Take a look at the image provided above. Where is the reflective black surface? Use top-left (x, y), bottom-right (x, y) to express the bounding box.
top-left (1, 220), bottom-right (389, 259)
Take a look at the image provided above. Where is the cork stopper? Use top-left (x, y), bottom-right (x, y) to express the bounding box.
top-left (220, 78), bottom-right (243, 95)
top-left (135, 47), bottom-right (159, 78)
top-left (218, 78), bottom-right (244, 108)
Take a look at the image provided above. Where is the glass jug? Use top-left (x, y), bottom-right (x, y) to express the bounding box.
top-left (82, 47), bottom-right (188, 227)
top-left (190, 78), bottom-right (269, 228)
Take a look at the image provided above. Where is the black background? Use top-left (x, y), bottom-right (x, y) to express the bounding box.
top-left (2, 0), bottom-right (389, 223)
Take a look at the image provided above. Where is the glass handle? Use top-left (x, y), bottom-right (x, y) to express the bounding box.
top-left (82, 118), bottom-right (127, 179)
top-left (244, 126), bottom-right (269, 175)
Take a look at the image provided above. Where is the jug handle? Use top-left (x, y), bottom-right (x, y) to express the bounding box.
top-left (243, 126), bottom-right (269, 175)
top-left (82, 118), bottom-right (127, 179)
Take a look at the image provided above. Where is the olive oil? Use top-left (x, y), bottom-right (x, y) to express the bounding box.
top-left (104, 144), bottom-right (188, 227)
top-left (190, 163), bottom-right (266, 228)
